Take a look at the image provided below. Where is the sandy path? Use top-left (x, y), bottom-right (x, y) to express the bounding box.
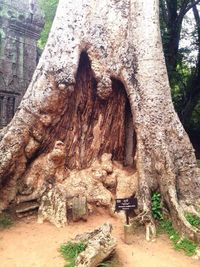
top-left (0, 212), bottom-right (199, 267)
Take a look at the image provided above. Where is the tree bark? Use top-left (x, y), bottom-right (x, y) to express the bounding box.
top-left (0, 0), bottom-right (200, 240)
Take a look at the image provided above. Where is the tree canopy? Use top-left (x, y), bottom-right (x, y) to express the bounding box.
top-left (160, 0), bottom-right (200, 155)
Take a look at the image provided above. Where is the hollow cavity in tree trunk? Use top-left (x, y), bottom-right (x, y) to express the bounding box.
top-left (40, 51), bottom-right (136, 169)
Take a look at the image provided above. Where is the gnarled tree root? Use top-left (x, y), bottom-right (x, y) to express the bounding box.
top-left (131, 183), bottom-right (200, 243)
top-left (168, 187), bottom-right (200, 242)
top-left (130, 208), bottom-right (156, 242)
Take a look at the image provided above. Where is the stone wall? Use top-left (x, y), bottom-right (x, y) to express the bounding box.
top-left (0, 0), bottom-right (44, 128)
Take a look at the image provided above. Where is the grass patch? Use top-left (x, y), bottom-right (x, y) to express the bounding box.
top-left (0, 213), bottom-right (13, 229)
top-left (158, 219), bottom-right (198, 256)
top-left (59, 241), bottom-right (86, 267)
top-left (185, 213), bottom-right (200, 229)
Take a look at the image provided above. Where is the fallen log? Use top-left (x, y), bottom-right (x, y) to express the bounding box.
top-left (74, 223), bottom-right (117, 267)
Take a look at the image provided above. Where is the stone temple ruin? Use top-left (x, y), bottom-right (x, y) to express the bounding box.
top-left (0, 0), bottom-right (44, 128)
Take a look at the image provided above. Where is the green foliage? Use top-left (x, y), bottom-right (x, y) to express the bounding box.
top-left (171, 63), bottom-right (191, 103)
top-left (38, 0), bottom-right (59, 49)
top-left (191, 102), bottom-right (200, 130)
top-left (185, 213), bottom-right (200, 230)
top-left (59, 241), bottom-right (86, 267)
top-left (0, 213), bottom-right (13, 229)
top-left (151, 192), bottom-right (163, 220)
top-left (158, 220), bottom-right (198, 256)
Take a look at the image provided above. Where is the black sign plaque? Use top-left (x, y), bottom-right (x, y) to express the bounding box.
top-left (115, 197), bottom-right (138, 225)
top-left (115, 197), bottom-right (138, 212)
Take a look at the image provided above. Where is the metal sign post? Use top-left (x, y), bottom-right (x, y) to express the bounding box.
top-left (125, 210), bottom-right (129, 225)
top-left (115, 196), bottom-right (138, 245)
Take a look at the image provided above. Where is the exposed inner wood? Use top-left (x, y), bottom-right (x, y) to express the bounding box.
top-left (124, 100), bottom-right (136, 167)
top-left (40, 52), bottom-right (136, 169)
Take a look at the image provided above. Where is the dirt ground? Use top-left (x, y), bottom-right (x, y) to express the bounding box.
top-left (0, 210), bottom-right (199, 267)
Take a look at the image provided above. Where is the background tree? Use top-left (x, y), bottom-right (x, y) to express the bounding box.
top-left (37, 0), bottom-right (59, 49)
top-left (160, 0), bottom-right (200, 156)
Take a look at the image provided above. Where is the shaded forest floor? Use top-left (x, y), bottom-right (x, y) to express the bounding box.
top-left (0, 210), bottom-right (200, 267)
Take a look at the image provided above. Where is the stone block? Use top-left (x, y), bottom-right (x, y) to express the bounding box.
top-left (72, 196), bottom-right (88, 222)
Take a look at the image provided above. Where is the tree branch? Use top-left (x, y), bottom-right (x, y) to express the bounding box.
top-left (177, 0), bottom-right (190, 24)
top-left (192, 1), bottom-right (200, 38)
top-left (192, 2), bottom-right (200, 82)
top-left (178, 0), bottom-right (200, 21)
top-left (166, 0), bottom-right (178, 21)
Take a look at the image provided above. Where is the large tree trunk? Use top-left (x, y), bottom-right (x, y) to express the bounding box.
top-left (0, 0), bottom-right (200, 240)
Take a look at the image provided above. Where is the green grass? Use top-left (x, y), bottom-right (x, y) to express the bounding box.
top-left (151, 192), bottom-right (200, 257)
top-left (158, 219), bottom-right (198, 256)
top-left (59, 241), bottom-right (86, 267)
top-left (0, 213), bottom-right (13, 229)
top-left (185, 213), bottom-right (200, 229)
